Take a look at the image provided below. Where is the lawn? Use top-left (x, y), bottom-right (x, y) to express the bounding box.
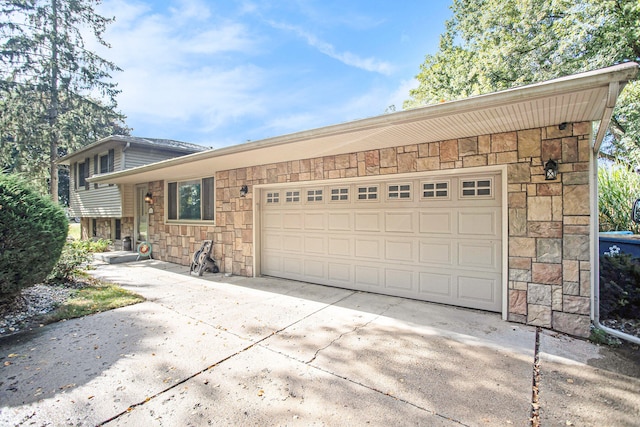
top-left (68, 222), bottom-right (81, 240)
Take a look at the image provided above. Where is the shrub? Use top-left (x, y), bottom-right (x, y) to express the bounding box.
top-left (0, 174), bottom-right (68, 301)
top-left (46, 240), bottom-right (93, 282)
top-left (71, 238), bottom-right (111, 253)
top-left (598, 165), bottom-right (640, 233)
top-left (599, 253), bottom-right (640, 320)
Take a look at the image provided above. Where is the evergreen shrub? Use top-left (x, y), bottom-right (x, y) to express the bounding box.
top-left (0, 174), bottom-right (68, 301)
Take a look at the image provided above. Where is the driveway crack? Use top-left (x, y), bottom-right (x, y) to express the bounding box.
top-left (97, 290), bottom-right (357, 425)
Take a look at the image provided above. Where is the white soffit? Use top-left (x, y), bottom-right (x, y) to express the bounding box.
top-left (91, 63), bottom-right (638, 185)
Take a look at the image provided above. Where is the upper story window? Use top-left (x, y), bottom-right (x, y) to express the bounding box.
top-left (167, 177), bottom-right (215, 221)
top-left (77, 160), bottom-right (88, 189)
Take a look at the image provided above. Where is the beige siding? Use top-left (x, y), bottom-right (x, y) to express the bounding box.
top-left (122, 184), bottom-right (135, 217)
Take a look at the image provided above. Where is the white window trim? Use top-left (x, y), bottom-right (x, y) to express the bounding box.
top-left (460, 177), bottom-right (495, 199)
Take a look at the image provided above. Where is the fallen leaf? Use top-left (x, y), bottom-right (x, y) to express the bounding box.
top-left (566, 379), bottom-right (574, 384)
top-left (258, 389), bottom-right (264, 397)
top-left (7, 353), bottom-right (19, 358)
top-left (88, 395), bottom-right (94, 400)
top-left (4, 361), bottom-right (11, 366)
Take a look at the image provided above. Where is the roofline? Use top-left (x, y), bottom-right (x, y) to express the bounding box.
top-left (57, 135), bottom-right (205, 164)
top-left (90, 62), bottom-right (638, 184)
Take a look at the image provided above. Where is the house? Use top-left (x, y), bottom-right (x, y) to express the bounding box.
top-left (87, 63), bottom-right (639, 337)
top-left (58, 136), bottom-right (206, 249)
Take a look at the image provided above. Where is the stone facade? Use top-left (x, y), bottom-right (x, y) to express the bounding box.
top-left (144, 122), bottom-right (594, 337)
top-left (80, 217), bottom-right (133, 250)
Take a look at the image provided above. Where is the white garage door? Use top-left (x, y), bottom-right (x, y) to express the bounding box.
top-left (260, 173), bottom-right (502, 312)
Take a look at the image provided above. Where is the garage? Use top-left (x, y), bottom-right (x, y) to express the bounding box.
top-left (260, 171), bottom-right (503, 312)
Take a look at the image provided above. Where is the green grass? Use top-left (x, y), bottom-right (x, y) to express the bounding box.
top-left (43, 283), bottom-right (144, 323)
top-left (68, 222), bottom-right (81, 240)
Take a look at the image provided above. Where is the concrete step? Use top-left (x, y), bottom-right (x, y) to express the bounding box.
top-left (94, 251), bottom-right (141, 264)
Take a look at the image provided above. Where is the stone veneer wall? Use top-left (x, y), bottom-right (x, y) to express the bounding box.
top-left (79, 217), bottom-right (134, 250)
top-left (146, 122), bottom-right (593, 336)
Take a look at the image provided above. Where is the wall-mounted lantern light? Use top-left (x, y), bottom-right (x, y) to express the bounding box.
top-left (240, 185), bottom-right (249, 197)
top-left (144, 192), bottom-right (153, 203)
top-left (544, 159), bottom-right (558, 181)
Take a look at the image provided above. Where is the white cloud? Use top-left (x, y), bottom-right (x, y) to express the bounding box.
top-left (268, 21), bottom-right (393, 75)
top-left (92, 0), bottom-right (265, 137)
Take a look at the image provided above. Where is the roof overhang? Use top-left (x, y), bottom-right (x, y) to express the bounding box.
top-left (90, 62), bottom-right (638, 185)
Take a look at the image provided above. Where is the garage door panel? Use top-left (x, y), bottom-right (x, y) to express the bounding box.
top-left (283, 212), bottom-right (304, 229)
top-left (304, 212), bottom-right (325, 230)
top-left (458, 241), bottom-right (500, 270)
top-left (355, 212), bottom-right (381, 232)
top-left (419, 272), bottom-right (452, 297)
top-left (458, 209), bottom-right (499, 237)
top-left (282, 235), bottom-right (303, 252)
top-left (304, 236), bottom-right (325, 254)
top-left (328, 237), bottom-right (351, 256)
top-left (263, 232), bottom-right (282, 250)
top-left (283, 257), bottom-right (303, 276)
top-left (304, 259), bottom-right (325, 279)
top-left (328, 262), bottom-right (351, 283)
top-left (263, 212), bottom-right (282, 229)
top-left (419, 240), bottom-right (453, 265)
top-left (385, 239), bottom-right (414, 262)
top-left (355, 238), bottom-right (381, 259)
top-left (355, 265), bottom-right (381, 287)
top-left (261, 173), bottom-right (502, 313)
top-left (262, 254), bottom-right (282, 274)
top-left (385, 212), bottom-right (414, 233)
top-left (419, 211), bottom-right (452, 234)
top-left (457, 274), bottom-right (499, 309)
top-left (385, 269), bottom-right (413, 291)
top-left (328, 212), bottom-right (351, 231)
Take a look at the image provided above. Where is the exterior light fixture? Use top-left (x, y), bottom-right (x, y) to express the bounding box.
top-left (544, 159), bottom-right (558, 181)
top-left (144, 192), bottom-right (153, 203)
top-left (240, 185), bottom-right (248, 197)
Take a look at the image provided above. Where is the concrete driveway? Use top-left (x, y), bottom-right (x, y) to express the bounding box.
top-left (1, 260), bottom-right (638, 426)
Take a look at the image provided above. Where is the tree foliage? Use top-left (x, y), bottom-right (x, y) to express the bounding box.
top-left (405, 0), bottom-right (640, 164)
top-left (598, 165), bottom-right (640, 233)
top-left (0, 0), bottom-right (129, 202)
top-left (0, 173), bottom-right (68, 301)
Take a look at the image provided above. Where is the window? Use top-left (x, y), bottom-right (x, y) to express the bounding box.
top-left (114, 219), bottom-right (122, 240)
top-left (92, 218), bottom-right (97, 237)
top-left (422, 181), bottom-right (449, 199)
top-left (100, 154), bottom-right (109, 173)
top-left (307, 189), bottom-right (323, 202)
top-left (357, 185), bottom-right (378, 200)
top-left (285, 190), bottom-right (300, 203)
top-left (330, 187), bottom-right (349, 201)
top-left (461, 178), bottom-right (493, 198)
top-left (78, 162), bottom-right (87, 189)
top-left (266, 192), bottom-right (280, 204)
top-left (388, 184), bottom-right (411, 200)
top-left (167, 177), bottom-right (215, 221)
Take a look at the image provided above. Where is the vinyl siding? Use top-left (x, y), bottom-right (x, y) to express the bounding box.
top-left (68, 149), bottom-right (122, 217)
top-left (125, 147), bottom-right (191, 169)
top-left (122, 184), bottom-right (135, 217)
top-left (70, 184), bottom-right (122, 217)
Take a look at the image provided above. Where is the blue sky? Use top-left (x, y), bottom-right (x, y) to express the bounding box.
top-left (94, 0), bottom-right (452, 148)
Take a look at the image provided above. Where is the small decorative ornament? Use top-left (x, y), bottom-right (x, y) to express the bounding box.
top-left (137, 241), bottom-right (152, 260)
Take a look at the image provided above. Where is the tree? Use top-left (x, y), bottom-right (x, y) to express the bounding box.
top-left (405, 0), bottom-right (640, 165)
top-left (0, 0), bottom-right (128, 202)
